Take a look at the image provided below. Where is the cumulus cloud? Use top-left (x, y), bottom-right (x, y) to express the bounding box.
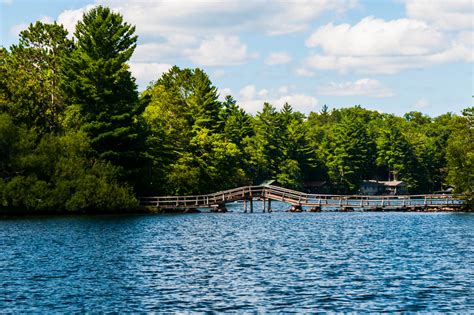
top-left (306, 16), bottom-right (444, 56)
top-left (185, 35), bottom-right (251, 66)
top-left (405, 0), bottom-right (473, 30)
top-left (304, 16), bottom-right (472, 74)
top-left (218, 87), bottom-right (233, 101)
top-left (239, 85), bottom-right (258, 101)
top-left (9, 23), bottom-right (28, 36)
top-left (57, 5), bottom-right (96, 36)
top-left (295, 68), bottom-right (315, 77)
top-left (265, 51), bottom-right (292, 65)
top-left (317, 78), bottom-right (394, 98)
top-left (102, 0), bottom-right (357, 37)
top-left (128, 62), bottom-right (173, 89)
top-left (237, 84), bottom-right (318, 113)
top-left (52, 0), bottom-right (357, 67)
top-left (133, 35), bottom-right (199, 63)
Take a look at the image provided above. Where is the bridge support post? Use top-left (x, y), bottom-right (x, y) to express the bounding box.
top-left (268, 199), bottom-right (272, 213)
top-left (263, 198), bottom-right (266, 212)
top-left (244, 199), bottom-right (247, 213)
top-left (250, 198), bottom-right (253, 213)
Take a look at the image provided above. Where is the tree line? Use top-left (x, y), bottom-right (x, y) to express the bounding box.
top-left (1, 6), bottom-right (472, 213)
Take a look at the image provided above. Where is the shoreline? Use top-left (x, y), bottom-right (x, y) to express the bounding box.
top-left (1, 206), bottom-right (471, 217)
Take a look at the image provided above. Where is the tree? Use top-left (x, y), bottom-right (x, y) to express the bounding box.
top-left (376, 117), bottom-right (427, 192)
top-left (141, 66), bottom-right (249, 194)
top-left (1, 22), bottom-right (72, 134)
top-left (326, 113), bottom-right (375, 193)
top-left (446, 107), bottom-right (473, 194)
top-left (0, 113), bottom-right (136, 212)
top-left (62, 6), bottom-right (144, 183)
top-left (220, 95), bottom-right (253, 149)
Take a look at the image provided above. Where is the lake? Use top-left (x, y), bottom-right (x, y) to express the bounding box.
top-left (1, 203), bottom-right (473, 312)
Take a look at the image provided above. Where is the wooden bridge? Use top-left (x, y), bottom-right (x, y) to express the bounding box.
top-left (138, 185), bottom-right (465, 212)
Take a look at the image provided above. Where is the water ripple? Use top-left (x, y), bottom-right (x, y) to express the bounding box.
top-left (1, 209), bottom-right (473, 312)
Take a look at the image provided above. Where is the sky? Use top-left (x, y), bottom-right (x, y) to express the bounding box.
top-left (1, 0), bottom-right (473, 116)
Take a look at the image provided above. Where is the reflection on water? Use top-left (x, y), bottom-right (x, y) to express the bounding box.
top-left (1, 207), bottom-right (473, 312)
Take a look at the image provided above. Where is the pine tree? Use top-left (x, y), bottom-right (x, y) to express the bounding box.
top-left (62, 6), bottom-right (144, 181)
top-left (1, 22), bottom-right (72, 134)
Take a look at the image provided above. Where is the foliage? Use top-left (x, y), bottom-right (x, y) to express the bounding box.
top-left (1, 22), bottom-right (72, 134)
top-left (446, 108), bottom-right (473, 195)
top-left (0, 113), bottom-right (136, 212)
top-left (62, 6), bottom-right (145, 186)
top-left (1, 6), bottom-right (472, 214)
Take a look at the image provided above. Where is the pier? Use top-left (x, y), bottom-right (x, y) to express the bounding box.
top-left (138, 185), bottom-right (466, 212)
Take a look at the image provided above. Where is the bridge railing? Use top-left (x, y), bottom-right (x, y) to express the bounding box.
top-left (139, 185), bottom-right (265, 207)
top-left (139, 185), bottom-right (463, 208)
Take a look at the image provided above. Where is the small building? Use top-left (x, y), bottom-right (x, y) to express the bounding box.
top-left (360, 180), bottom-right (385, 195)
top-left (360, 180), bottom-right (407, 195)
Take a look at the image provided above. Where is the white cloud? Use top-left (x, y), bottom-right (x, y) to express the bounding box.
top-left (212, 70), bottom-right (226, 78)
top-left (414, 98), bottom-right (429, 109)
top-left (1, 0), bottom-right (13, 4)
top-left (275, 94), bottom-right (319, 112)
top-left (239, 85), bottom-right (258, 100)
top-left (128, 62), bottom-right (173, 89)
top-left (102, 0), bottom-right (357, 37)
top-left (218, 87), bottom-right (233, 101)
top-left (133, 35), bottom-right (199, 63)
top-left (237, 84), bottom-right (318, 113)
top-left (317, 78), bottom-right (394, 98)
top-left (278, 85), bottom-right (291, 94)
top-left (295, 68), bottom-right (315, 77)
top-left (265, 51), bottom-right (292, 65)
top-left (54, 0), bottom-right (356, 67)
top-left (57, 5), bottom-right (96, 36)
top-left (185, 35), bottom-right (250, 66)
top-left (405, 0), bottom-right (473, 30)
top-left (262, 0), bottom-right (358, 35)
top-left (9, 23), bottom-right (28, 36)
top-left (258, 89), bottom-right (269, 98)
top-left (304, 16), bottom-right (472, 74)
top-left (306, 16), bottom-right (444, 56)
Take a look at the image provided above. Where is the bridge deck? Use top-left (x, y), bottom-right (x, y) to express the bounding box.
top-left (139, 185), bottom-right (464, 212)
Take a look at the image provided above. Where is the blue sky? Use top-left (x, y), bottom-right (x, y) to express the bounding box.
top-left (1, 0), bottom-right (472, 116)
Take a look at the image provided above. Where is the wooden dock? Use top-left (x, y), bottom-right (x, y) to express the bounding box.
top-left (138, 185), bottom-right (466, 212)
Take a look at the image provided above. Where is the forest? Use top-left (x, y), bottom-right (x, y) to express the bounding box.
top-left (1, 6), bottom-right (472, 213)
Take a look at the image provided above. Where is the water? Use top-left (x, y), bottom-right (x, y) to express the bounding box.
top-left (1, 204), bottom-right (473, 312)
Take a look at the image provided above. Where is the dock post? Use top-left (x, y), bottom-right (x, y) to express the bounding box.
top-left (250, 198), bottom-right (253, 213)
top-left (268, 199), bottom-right (272, 213)
top-left (263, 197), bottom-right (266, 212)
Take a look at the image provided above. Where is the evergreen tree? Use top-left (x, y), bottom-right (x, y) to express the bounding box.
top-left (1, 22), bottom-right (72, 134)
top-left (376, 117), bottom-right (426, 192)
top-left (446, 107), bottom-right (473, 194)
top-left (62, 6), bottom-right (144, 183)
top-left (326, 114), bottom-right (375, 193)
